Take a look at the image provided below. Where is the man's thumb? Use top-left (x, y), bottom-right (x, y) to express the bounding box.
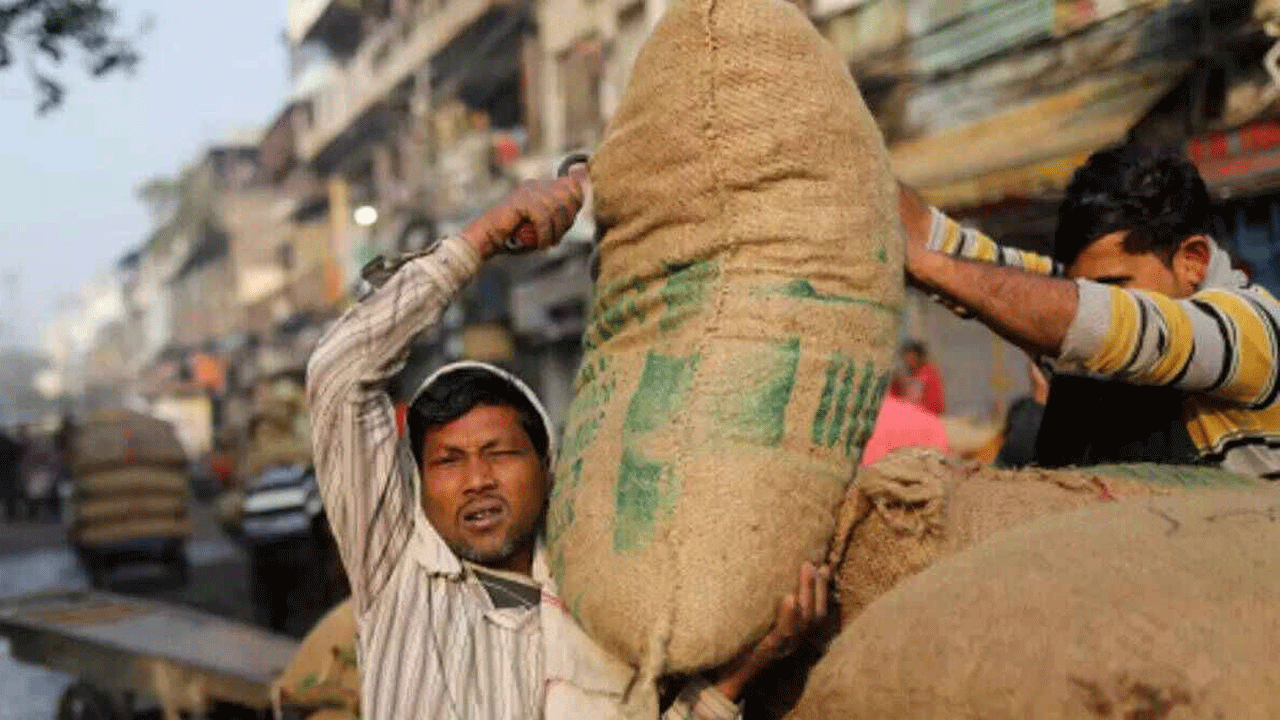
top-left (565, 163), bottom-right (590, 191)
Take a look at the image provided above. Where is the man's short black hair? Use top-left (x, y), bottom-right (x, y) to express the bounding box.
top-left (901, 340), bottom-right (928, 359)
top-left (1054, 145), bottom-right (1211, 268)
top-left (407, 367), bottom-right (550, 471)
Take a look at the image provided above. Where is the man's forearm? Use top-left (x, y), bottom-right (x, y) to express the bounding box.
top-left (911, 250), bottom-right (1078, 357)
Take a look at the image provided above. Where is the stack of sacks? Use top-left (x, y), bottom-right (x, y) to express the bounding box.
top-left (791, 483), bottom-right (1280, 719)
top-left (829, 448), bottom-right (1260, 622)
top-left (72, 410), bottom-right (191, 545)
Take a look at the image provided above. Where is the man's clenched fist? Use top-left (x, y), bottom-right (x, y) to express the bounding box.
top-left (461, 164), bottom-right (590, 258)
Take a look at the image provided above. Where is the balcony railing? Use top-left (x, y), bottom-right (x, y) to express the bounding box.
top-left (297, 0), bottom-right (507, 161)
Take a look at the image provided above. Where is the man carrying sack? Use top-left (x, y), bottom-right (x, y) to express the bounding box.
top-left (901, 144), bottom-right (1280, 476)
top-left (306, 163), bottom-right (828, 720)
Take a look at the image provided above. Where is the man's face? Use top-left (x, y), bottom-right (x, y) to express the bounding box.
top-left (421, 404), bottom-right (549, 574)
top-left (1067, 231), bottom-right (1209, 298)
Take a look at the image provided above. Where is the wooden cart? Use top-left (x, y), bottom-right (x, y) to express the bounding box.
top-left (0, 589), bottom-right (297, 720)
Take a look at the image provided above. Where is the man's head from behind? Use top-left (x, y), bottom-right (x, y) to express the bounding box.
top-left (408, 366), bottom-right (551, 575)
top-left (901, 340), bottom-right (928, 374)
top-left (1055, 145), bottom-right (1213, 297)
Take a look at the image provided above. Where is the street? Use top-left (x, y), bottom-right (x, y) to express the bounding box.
top-left (0, 501), bottom-right (256, 720)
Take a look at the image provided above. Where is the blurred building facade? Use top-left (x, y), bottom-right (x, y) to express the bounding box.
top-left (39, 0), bottom-right (1280, 455)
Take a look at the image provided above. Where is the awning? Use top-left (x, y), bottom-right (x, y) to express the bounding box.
top-left (891, 64), bottom-right (1184, 209)
top-left (1189, 120), bottom-right (1280, 196)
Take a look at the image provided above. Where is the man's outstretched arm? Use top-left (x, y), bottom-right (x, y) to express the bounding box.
top-left (908, 249), bottom-right (1079, 358)
top-left (899, 183), bottom-right (1075, 357)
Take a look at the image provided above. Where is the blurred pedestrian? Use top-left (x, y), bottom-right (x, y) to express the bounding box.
top-left (861, 394), bottom-right (951, 466)
top-left (20, 435), bottom-right (58, 522)
top-left (0, 429), bottom-right (21, 521)
top-left (889, 340), bottom-right (946, 415)
top-left (995, 361), bottom-right (1050, 469)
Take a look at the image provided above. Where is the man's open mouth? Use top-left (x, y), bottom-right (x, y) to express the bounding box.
top-left (460, 499), bottom-right (506, 531)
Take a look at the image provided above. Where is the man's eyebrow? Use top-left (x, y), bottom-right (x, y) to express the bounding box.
top-left (1090, 275), bottom-right (1132, 286)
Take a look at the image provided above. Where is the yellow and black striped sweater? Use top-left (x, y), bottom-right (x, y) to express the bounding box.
top-left (929, 209), bottom-right (1280, 479)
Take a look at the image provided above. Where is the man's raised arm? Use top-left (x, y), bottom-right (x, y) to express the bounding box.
top-left (306, 237), bottom-right (484, 612)
top-left (307, 167), bottom-right (589, 613)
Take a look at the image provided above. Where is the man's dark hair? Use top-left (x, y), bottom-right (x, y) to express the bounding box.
top-left (901, 340), bottom-right (928, 359)
top-left (407, 367), bottom-right (550, 471)
top-left (1054, 145), bottom-right (1211, 268)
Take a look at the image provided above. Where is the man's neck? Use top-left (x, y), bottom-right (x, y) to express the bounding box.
top-left (466, 543), bottom-right (535, 579)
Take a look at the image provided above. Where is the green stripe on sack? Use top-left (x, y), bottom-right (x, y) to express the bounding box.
top-left (812, 354), bottom-right (844, 445)
top-left (842, 362), bottom-right (875, 455)
top-left (612, 351), bottom-right (698, 553)
top-left (825, 360), bottom-right (858, 448)
top-left (846, 369), bottom-right (890, 457)
top-left (719, 338), bottom-right (800, 447)
top-left (659, 259), bottom-right (719, 333)
top-left (771, 278), bottom-right (901, 316)
top-left (624, 352), bottom-right (697, 433)
top-left (613, 448), bottom-right (676, 553)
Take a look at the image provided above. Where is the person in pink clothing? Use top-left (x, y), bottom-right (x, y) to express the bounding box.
top-left (888, 340), bottom-right (946, 415)
top-left (861, 394), bottom-right (951, 466)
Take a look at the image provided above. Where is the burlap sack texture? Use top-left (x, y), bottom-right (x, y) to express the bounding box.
top-left (829, 448), bottom-right (1261, 624)
top-left (546, 0), bottom-right (902, 680)
top-left (239, 393), bottom-right (313, 483)
top-left (274, 598), bottom-right (359, 719)
top-left (72, 409), bottom-right (188, 475)
top-left (737, 451), bottom-right (1259, 720)
top-left (790, 484), bottom-right (1280, 719)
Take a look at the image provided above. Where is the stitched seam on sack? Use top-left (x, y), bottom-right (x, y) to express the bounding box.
top-left (647, 0), bottom-right (730, 682)
top-left (680, 0), bottom-right (732, 668)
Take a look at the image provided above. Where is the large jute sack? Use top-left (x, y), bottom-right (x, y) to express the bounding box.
top-left (73, 410), bottom-right (187, 475)
top-left (546, 0), bottom-right (902, 676)
top-left (830, 449), bottom-right (1260, 623)
top-left (76, 496), bottom-right (186, 525)
top-left (790, 485), bottom-right (1280, 719)
top-left (239, 439), bottom-right (312, 483)
top-left (77, 517), bottom-right (193, 544)
top-left (76, 467), bottom-right (189, 499)
top-left (273, 599), bottom-right (359, 718)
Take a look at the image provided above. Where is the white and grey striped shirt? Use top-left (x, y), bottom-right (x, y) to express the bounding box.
top-left (307, 236), bottom-right (740, 720)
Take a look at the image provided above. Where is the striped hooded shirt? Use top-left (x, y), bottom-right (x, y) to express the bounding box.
top-left (241, 464), bottom-right (322, 545)
top-left (306, 235), bottom-right (741, 720)
top-left (928, 208), bottom-right (1280, 478)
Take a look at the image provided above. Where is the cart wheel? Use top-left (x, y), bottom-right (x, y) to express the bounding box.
top-left (57, 682), bottom-right (117, 720)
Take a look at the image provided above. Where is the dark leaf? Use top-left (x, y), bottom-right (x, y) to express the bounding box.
top-left (36, 35), bottom-right (61, 61)
top-left (90, 51), bottom-right (128, 76)
top-left (34, 73), bottom-right (63, 114)
top-left (4, 0), bottom-right (143, 112)
top-left (41, 11), bottom-right (65, 36)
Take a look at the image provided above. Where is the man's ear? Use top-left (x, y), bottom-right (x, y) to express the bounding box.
top-left (1175, 234), bottom-right (1212, 289)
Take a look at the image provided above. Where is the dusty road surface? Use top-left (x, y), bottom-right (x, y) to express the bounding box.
top-left (0, 502), bottom-right (256, 720)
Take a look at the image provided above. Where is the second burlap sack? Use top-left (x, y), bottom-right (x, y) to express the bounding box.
top-left (792, 484), bottom-right (1280, 719)
top-left (831, 448), bottom-right (1260, 623)
top-left (547, 0), bottom-right (902, 677)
